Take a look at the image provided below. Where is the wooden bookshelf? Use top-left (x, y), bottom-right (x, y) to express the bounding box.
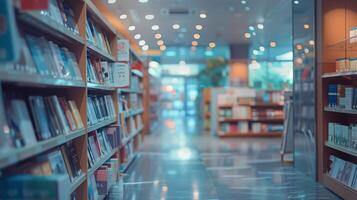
top-left (317, 0), bottom-right (357, 199)
top-left (0, 1), bottom-right (149, 199)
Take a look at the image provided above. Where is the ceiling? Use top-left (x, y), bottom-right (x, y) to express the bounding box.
top-left (103, 0), bottom-right (292, 62)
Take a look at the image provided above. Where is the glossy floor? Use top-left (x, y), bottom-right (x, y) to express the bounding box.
top-left (123, 118), bottom-right (340, 200)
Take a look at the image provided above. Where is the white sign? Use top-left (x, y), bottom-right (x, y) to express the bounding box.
top-left (112, 62), bottom-right (130, 88)
top-left (117, 39), bottom-right (130, 62)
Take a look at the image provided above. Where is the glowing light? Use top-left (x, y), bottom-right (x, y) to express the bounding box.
top-left (192, 41), bottom-right (198, 46)
top-left (241, 0), bottom-right (247, 4)
top-left (145, 14), bottom-right (155, 20)
top-left (296, 44), bottom-right (303, 50)
top-left (128, 26), bottom-right (136, 31)
top-left (172, 24), bottom-right (180, 29)
top-left (138, 40), bottom-right (146, 46)
top-left (151, 25), bottom-right (159, 30)
top-left (244, 32), bottom-right (251, 38)
top-left (195, 25), bottom-right (203, 30)
top-left (149, 61), bottom-right (159, 68)
top-left (157, 40), bottom-right (164, 46)
top-left (177, 147), bottom-right (192, 160)
top-left (139, 0), bottom-right (148, 3)
top-left (134, 34), bottom-right (141, 40)
top-left (259, 46), bottom-right (265, 52)
top-left (209, 42), bottom-right (216, 48)
top-left (108, 0), bottom-right (116, 4)
top-left (199, 13), bottom-right (207, 19)
top-left (309, 40), bottom-right (315, 45)
top-left (193, 34), bottom-right (200, 39)
top-left (155, 33), bottom-right (162, 39)
top-left (270, 41), bottom-right (277, 47)
top-left (142, 45), bottom-right (149, 51)
top-left (304, 24), bottom-right (310, 29)
top-left (162, 185), bottom-right (168, 192)
top-left (160, 45), bottom-right (166, 51)
top-left (257, 24), bottom-right (264, 30)
top-left (119, 14), bottom-right (127, 19)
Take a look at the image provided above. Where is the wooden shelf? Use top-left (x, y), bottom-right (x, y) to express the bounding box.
top-left (325, 142), bottom-right (357, 157)
top-left (217, 132), bottom-right (282, 138)
top-left (121, 153), bottom-right (138, 173)
top-left (121, 126), bottom-right (144, 147)
top-left (69, 173), bottom-right (87, 193)
top-left (87, 43), bottom-right (116, 62)
top-left (322, 71), bottom-right (357, 78)
top-left (324, 106), bottom-right (357, 115)
top-left (323, 174), bottom-right (357, 200)
top-left (84, 0), bottom-right (116, 35)
top-left (88, 148), bottom-right (117, 176)
top-left (327, 36), bottom-right (357, 50)
top-left (119, 88), bottom-right (144, 94)
top-left (0, 72), bottom-right (86, 88)
top-left (17, 12), bottom-right (85, 46)
top-left (87, 118), bottom-right (116, 133)
top-left (124, 108), bottom-right (144, 118)
top-left (219, 117), bottom-right (284, 123)
top-left (87, 83), bottom-right (115, 91)
top-left (0, 129), bottom-right (86, 170)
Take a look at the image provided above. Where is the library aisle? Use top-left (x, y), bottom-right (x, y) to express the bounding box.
top-left (123, 117), bottom-right (340, 200)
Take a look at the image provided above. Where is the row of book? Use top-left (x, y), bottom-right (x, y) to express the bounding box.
top-left (87, 57), bottom-right (115, 85)
top-left (329, 155), bottom-right (357, 189)
top-left (336, 58), bottom-right (357, 72)
top-left (86, 18), bottom-right (112, 55)
top-left (87, 130), bottom-right (114, 169)
top-left (2, 94), bottom-right (83, 150)
top-left (0, 142), bottom-right (82, 199)
top-left (3, 34), bottom-right (82, 80)
top-left (88, 157), bottom-right (119, 200)
top-left (220, 122), bottom-right (284, 133)
top-left (39, 0), bottom-right (79, 35)
top-left (327, 84), bottom-right (356, 110)
top-left (120, 140), bottom-right (134, 170)
top-left (328, 122), bottom-right (357, 150)
top-left (251, 109), bottom-right (284, 118)
top-left (129, 93), bottom-right (143, 110)
top-left (87, 95), bottom-right (115, 126)
top-left (130, 75), bottom-right (143, 91)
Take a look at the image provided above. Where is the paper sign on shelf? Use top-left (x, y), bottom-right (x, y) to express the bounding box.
top-left (0, 0), bottom-right (20, 63)
top-left (20, 0), bottom-right (49, 10)
top-left (117, 39), bottom-right (130, 62)
top-left (112, 62), bottom-right (130, 88)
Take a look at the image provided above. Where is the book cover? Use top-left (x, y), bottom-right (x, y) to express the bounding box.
top-left (44, 96), bottom-right (63, 136)
top-left (25, 35), bottom-right (50, 76)
top-left (68, 100), bottom-right (84, 129)
top-left (47, 150), bottom-right (71, 185)
top-left (60, 146), bottom-right (74, 181)
top-left (28, 96), bottom-right (52, 140)
top-left (50, 96), bottom-right (70, 135)
top-left (58, 97), bottom-right (77, 131)
top-left (65, 141), bottom-right (82, 177)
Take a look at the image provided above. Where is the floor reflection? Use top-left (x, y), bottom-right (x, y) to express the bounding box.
top-left (123, 117), bottom-right (340, 200)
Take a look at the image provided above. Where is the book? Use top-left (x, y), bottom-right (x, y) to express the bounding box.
top-left (44, 96), bottom-right (63, 136)
top-left (28, 96), bottom-right (52, 140)
top-left (68, 100), bottom-right (84, 129)
top-left (25, 34), bottom-right (50, 76)
top-left (64, 141), bottom-right (82, 178)
top-left (58, 97), bottom-right (77, 131)
top-left (50, 96), bottom-right (70, 135)
top-left (0, 86), bottom-right (12, 154)
top-left (46, 150), bottom-right (71, 185)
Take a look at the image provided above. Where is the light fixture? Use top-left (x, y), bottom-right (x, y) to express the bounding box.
top-left (253, 50), bottom-right (259, 55)
top-left (209, 42), bottom-right (216, 48)
top-left (193, 34), bottom-right (200, 39)
top-left (160, 45), bottom-right (166, 51)
top-left (244, 32), bottom-right (251, 38)
top-left (157, 40), bottom-right (164, 46)
top-left (139, 0), bottom-right (148, 3)
top-left (134, 34), bottom-right (141, 40)
top-left (309, 40), bottom-right (315, 45)
top-left (304, 48), bottom-right (310, 54)
top-left (172, 24), bottom-right (180, 30)
top-left (192, 41), bottom-right (198, 46)
top-left (119, 14), bottom-right (127, 19)
top-left (199, 13), bottom-right (207, 19)
top-left (257, 24), bottom-right (264, 30)
top-left (128, 26), bottom-right (136, 31)
top-left (304, 24), bottom-right (310, 29)
top-left (248, 26), bottom-right (255, 31)
top-left (145, 14), bottom-right (155, 20)
top-left (151, 25), bottom-right (159, 30)
top-left (259, 46), bottom-right (265, 52)
top-left (155, 33), bottom-right (162, 39)
top-left (294, 0), bottom-right (299, 4)
top-left (296, 44), bottom-right (303, 50)
top-left (139, 40), bottom-right (146, 46)
top-left (149, 61), bottom-right (159, 68)
top-left (108, 0), bottom-right (116, 4)
top-left (142, 45), bottom-right (149, 51)
top-left (195, 25), bottom-right (203, 30)
top-left (270, 41), bottom-right (277, 47)
top-left (241, 0), bottom-right (247, 4)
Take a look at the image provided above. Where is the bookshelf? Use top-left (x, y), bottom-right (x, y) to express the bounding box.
top-left (203, 88), bottom-right (211, 132)
top-left (317, 0), bottom-right (357, 199)
top-left (0, 1), bottom-right (148, 199)
top-left (216, 89), bottom-right (284, 137)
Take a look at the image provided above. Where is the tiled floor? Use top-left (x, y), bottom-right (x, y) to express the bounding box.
top-left (123, 118), bottom-right (340, 200)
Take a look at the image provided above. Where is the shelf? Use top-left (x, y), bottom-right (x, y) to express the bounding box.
top-left (0, 71), bottom-right (86, 88)
top-left (322, 71), bottom-right (357, 78)
top-left (87, 118), bottom-right (116, 133)
top-left (87, 43), bottom-right (116, 62)
top-left (131, 70), bottom-right (144, 78)
top-left (218, 104), bottom-right (234, 108)
top-left (124, 108), bottom-right (144, 118)
top-left (88, 148), bottom-right (117, 176)
top-left (84, 0), bottom-right (116, 35)
top-left (17, 12), bottom-right (85, 46)
top-left (118, 88), bottom-right (143, 94)
top-left (246, 103), bottom-right (284, 108)
top-left (324, 106), bottom-right (357, 115)
top-left (0, 128), bottom-right (86, 170)
top-left (217, 131), bottom-right (282, 138)
top-left (327, 36), bottom-right (357, 50)
top-left (219, 117), bottom-right (284, 123)
top-left (323, 174), bottom-right (357, 200)
top-left (121, 126), bottom-right (144, 147)
top-left (121, 153), bottom-right (138, 173)
top-left (69, 173), bottom-right (87, 193)
top-left (87, 83), bottom-right (115, 91)
top-left (325, 142), bottom-right (357, 157)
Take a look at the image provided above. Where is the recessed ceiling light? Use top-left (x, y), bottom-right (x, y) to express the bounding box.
top-left (257, 24), bottom-right (264, 30)
top-left (134, 34), bottom-right (141, 40)
top-left (199, 13), bottom-right (207, 19)
top-left (120, 14), bottom-right (127, 19)
top-left (241, 0), bottom-right (247, 4)
top-left (139, 0), bottom-right (148, 3)
top-left (248, 26), bottom-right (255, 31)
top-left (142, 45), bottom-right (149, 51)
top-left (244, 32), bottom-right (251, 38)
top-left (294, 0), bottom-right (299, 4)
top-left (151, 25), bottom-right (159, 30)
top-left (309, 40), bottom-right (315, 45)
top-left (209, 42), bottom-right (216, 48)
top-left (296, 44), bottom-right (303, 50)
top-left (108, 0), bottom-right (116, 4)
top-left (253, 50), bottom-right (259, 55)
top-left (157, 40), bottom-right (164, 46)
top-left (139, 40), bottom-right (146, 46)
top-left (145, 14), bottom-right (155, 20)
top-left (160, 45), bottom-right (166, 51)
top-left (304, 24), bottom-right (310, 29)
top-left (195, 25), bottom-right (203, 30)
top-left (192, 41), bottom-right (198, 46)
top-left (128, 26), bottom-right (136, 31)
top-left (172, 24), bottom-right (180, 30)
top-left (193, 34), bottom-right (200, 39)
top-left (259, 46), bottom-right (265, 52)
top-left (155, 33), bottom-right (162, 39)
top-left (270, 41), bottom-right (277, 47)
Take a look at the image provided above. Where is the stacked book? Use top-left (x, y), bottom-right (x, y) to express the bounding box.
top-left (86, 18), bottom-right (112, 55)
top-left (328, 122), bottom-right (357, 150)
top-left (87, 95), bottom-right (115, 126)
top-left (327, 84), bottom-right (355, 110)
top-left (219, 108), bottom-right (233, 118)
top-left (87, 58), bottom-right (115, 86)
top-left (251, 123), bottom-right (284, 133)
top-left (3, 95), bottom-right (83, 149)
top-left (329, 155), bottom-right (357, 189)
top-left (87, 130), bottom-right (113, 169)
